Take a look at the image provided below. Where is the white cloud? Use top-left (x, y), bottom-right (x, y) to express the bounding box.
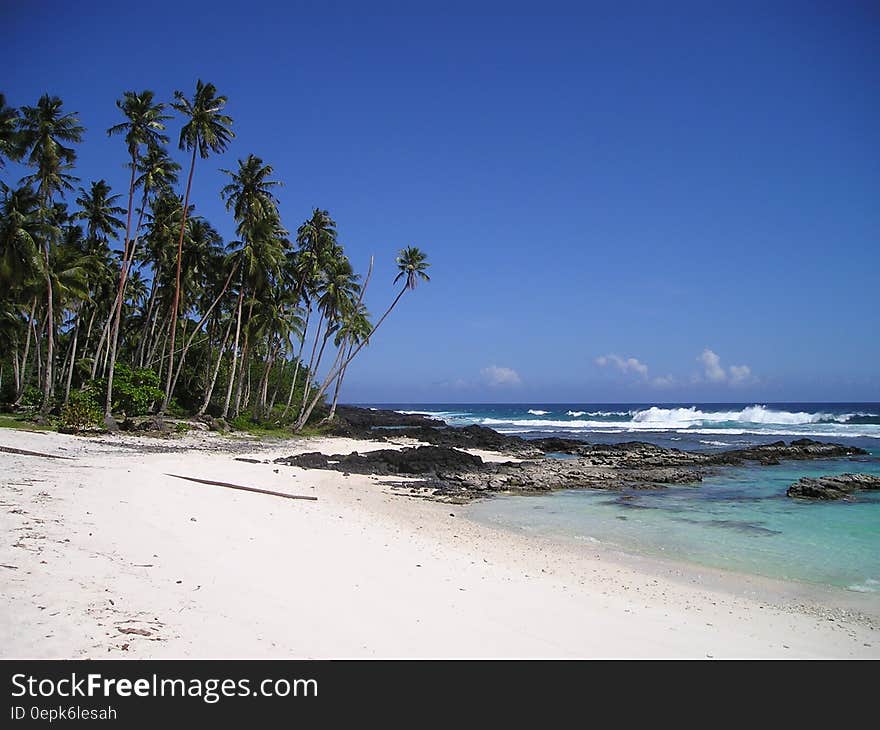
top-left (728, 364), bottom-right (752, 385)
top-left (698, 349), bottom-right (753, 385)
top-left (699, 349), bottom-right (727, 382)
top-left (481, 365), bottom-right (521, 387)
top-left (652, 375), bottom-right (675, 387)
top-left (595, 354), bottom-right (649, 378)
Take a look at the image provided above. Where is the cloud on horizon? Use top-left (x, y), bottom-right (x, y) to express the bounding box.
top-left (481, 365), bottom-right (522, 387)
top-left (595, 354), bottom-right (649, 378)
top-left (698, 349), bottom-right (754, 386)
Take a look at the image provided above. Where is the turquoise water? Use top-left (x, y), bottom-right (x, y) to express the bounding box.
top-left (369, 402), bottom-right (880, 593)
top-left (467, 452), bottom-right (880, 593)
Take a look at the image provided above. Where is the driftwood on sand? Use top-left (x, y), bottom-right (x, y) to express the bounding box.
top-left (0, 445), bottom-right (74, 460)
top-left (164, 473), bottom-right (317, 501)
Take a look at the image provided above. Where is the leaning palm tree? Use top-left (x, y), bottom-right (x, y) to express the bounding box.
top-left (16, 94), bottom-right (84, 414)
top-left (104, 91), bottom-right (170, 420)
top-left (294, 246), bottom-right (429, 430)
top-left (326, 302), bottom-right (372, 420)
top-left (161, 80), bottom-right (234, 412)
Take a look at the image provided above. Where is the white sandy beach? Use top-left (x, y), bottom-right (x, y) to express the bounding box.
top-left (1, 428), bottom-right (877, 659)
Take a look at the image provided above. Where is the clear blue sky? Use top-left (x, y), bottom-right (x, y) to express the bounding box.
top-left (4, 0), bottom-right (878, 403)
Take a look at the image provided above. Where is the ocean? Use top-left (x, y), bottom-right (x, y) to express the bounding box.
top-left (366, 403), bottom-right (880, 593)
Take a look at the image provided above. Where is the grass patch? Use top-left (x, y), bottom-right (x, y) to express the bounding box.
top-left (0, 413), bottom-right (54, 431)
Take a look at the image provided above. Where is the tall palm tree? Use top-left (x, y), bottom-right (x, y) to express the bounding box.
top-left (17, 94), bottom-right (84, 414)
top-left (294, 246), bottom-right (429, 430)
top-left (104, 91), bottom-right (170, 420)
top-left (162, 80), bottom-right (234, 412)
top-left (0, 94), bottom-right (21, 167)
top-left (219, 155), bottom-right (283, 418)
top-left (130, 147), bottom-right (180, 366)
top-left (225, 214), bottom-right (287, 418)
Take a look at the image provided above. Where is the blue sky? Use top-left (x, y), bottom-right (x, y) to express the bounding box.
top-left (3, 1), bottom-right (878, 403)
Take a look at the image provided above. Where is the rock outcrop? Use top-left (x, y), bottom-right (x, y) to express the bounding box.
top-left (786, 473), bottom-right (880, 500)
top-left (298, 407), bottom-right (872, 503)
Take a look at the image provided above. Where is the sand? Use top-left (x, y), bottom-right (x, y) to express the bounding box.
top-left (1, 427), bottom-right (877, 658)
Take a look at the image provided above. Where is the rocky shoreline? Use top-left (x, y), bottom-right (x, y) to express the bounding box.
top-left (273, 406), bottom-right (871, 503)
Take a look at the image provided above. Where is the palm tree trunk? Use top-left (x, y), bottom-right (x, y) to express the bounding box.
top-left (221, 285), bottom-right (245, 419)
top-left (136, 265), bottom-right (160, 367)
top-left (14, 297), bottom-right (37, 404)
top-left (328, 339), bottom-right (354, 420)
top-left (198, 314), bottom-right (234, 416)
top-left (34, 309), bottom-right (46, 394)
top-left (63, 307), bottom-right (81, 405)
top-left (12, 339), bottom-right (20, 395)
top-left (232, 298), bottom-right (254, 418)
top-left (295, 281), bottom-right (401, 432)
top-left (90, 306), bottom-right (114, 379)
top-left (40, 239), bottom-right (54, 416)
top-left (168, 260), bottom-right (238, 401)
top-left (102, 152), bottom-right (139, 419)
top-left (298, 310), bottom-right (325, 419)
top-left (161, 145), bottom-right (197, 413)
top-left (267, 345), bottom-right (286, 413)
top-left (281, 304), bottom-right (310, 418)
top-left (257, 340), bottom-right (279, 419)
top-left (81, 303), bottom-right (97, 363)
top-left (144, 303), bottom-right (166, 368)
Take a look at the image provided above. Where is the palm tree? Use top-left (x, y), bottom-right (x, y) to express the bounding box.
top-left (0, 185), bottom-right (43, 290)
top-left (225, 214), bottom-right (287, 418)
top-left (220, 154), bottom-right (282, 230)
top-left (219, 155), bottom-right (283, 418)
top-left (0, 94), bottom-right (21, 167)
top-left (130, 147), bottom-right (180, 367)
top-left (74, 180), bottom-right (125, 247)
top-left (17, 94), bottom-right (84, 415)
top-left (327, 302), bottom-right (372, 420)
top-left (104, 91), bottom-right (170, 421)
top-left (294, 246), bottom-right (429, 430)
top-left (298, 250), bottom-right (360, 419)
top-left (0, 185), bottom-right (43, 401)
top-left (162, 80), bottom-right (234, 412)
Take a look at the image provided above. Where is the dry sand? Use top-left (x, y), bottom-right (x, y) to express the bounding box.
top-left (1, 427), bottom-right (877, 658)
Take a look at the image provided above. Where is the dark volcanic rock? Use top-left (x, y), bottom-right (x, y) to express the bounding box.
top-left (706, 439), bottom-right (866, 466)
top-left (786, 473), bottom-right (880, 500)
top-left (329, 406), bottom-right (442, 437)
top-left (276, 445), bottom-right (485, 476)
top-left (394, 425), bottom-right (536, 455)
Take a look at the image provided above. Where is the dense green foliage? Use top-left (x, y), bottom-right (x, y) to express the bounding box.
top-left (0, 83), bottom-right (430, 433)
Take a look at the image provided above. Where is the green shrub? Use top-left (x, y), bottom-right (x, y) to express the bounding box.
top-left (174, 421), bottom-right (190, 434)
top-left (19, 386), bottom-right (43, 409)
top-left (59, 389), bottom-right (102, 433)
top-left (98, 365), bottom-right (164, 416)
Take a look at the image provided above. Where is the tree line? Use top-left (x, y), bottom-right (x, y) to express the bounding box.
top-left (0, 83), bottom-right (429, 432)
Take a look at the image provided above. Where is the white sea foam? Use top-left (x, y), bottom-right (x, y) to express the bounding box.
top-left (847, 578), bottom-right (880, 593)
top-left (566, 411), bottom-right (586, 417)
top-left (396, 409), bottom-right (468, 418)
top-left (527, 409), bottom-right (550, 416)
top-left (479, 417), bottom-right (880, 438)
top-left (631, 405), bottom-right (856, 427)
